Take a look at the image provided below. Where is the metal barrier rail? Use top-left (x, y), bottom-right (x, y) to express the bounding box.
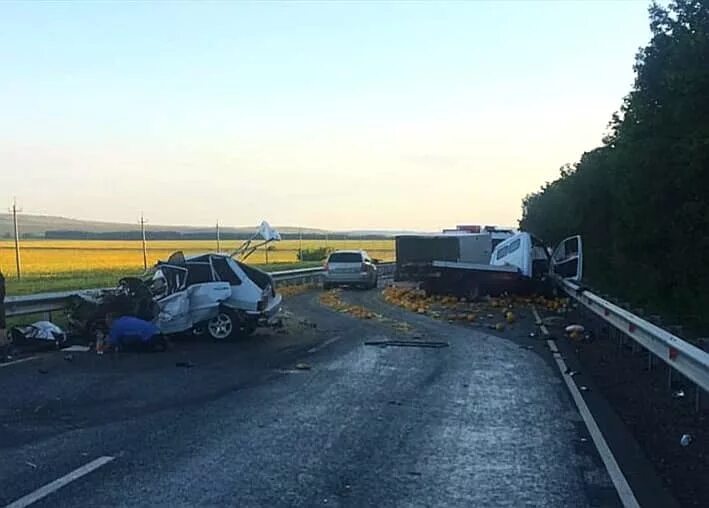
top-left (559, 278), bottom-right (709, 393)
top-left (4, 263), bottom-right (396, 319)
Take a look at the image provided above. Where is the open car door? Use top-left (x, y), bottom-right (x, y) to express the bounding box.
top-left (550, 235), bottom-right (583, 282)
top-left (154, 265), bottom-right (191, 334)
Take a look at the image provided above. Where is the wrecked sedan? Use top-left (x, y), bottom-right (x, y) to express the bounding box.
top-left (68, 251), bottom-right (282, 340)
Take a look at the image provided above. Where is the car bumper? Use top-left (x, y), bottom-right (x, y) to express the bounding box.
top-left (324, 272), bottom-right (373, 284)
top-left (245, 293), bottom-right (283, 326)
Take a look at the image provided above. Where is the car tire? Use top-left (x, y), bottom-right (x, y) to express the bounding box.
top-left (370, 276), bottom-right (378, 290)
top-left (207, 310), bottom-right (237, 341)
top-left (323, 282), bottom-right (332, 290)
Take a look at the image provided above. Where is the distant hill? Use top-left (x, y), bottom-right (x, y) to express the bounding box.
top-left (0, 214), bottom-right (401, 239)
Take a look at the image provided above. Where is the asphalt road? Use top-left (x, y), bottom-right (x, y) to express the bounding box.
top-left (0, 287), bottom-right (667, 507)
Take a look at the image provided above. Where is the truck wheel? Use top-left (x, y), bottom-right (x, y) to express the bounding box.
top-left (207, 310), bottom-right (237, 340)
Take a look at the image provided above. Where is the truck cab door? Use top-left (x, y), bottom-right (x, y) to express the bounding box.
top-left (550, 235), bottom-right (583, 282)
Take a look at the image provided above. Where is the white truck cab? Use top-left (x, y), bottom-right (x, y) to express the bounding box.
top-left (491, 233), bottom-right (582, 282)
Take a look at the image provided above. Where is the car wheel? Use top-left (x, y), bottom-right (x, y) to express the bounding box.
top-left (207, 310), bottom-right (237, 340)
top-left (323, 282), bottom-right (332, 290)
top-left (370, 276), bottom-right (378, 289)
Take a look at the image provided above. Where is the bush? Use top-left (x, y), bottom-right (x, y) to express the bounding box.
top-left (297, 247), bottom-right (331, 262)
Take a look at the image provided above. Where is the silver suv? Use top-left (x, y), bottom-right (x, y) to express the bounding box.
top-left (323, 250), bottom-right (378, 290)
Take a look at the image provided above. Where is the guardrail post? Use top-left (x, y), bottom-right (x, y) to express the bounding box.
top-left (666, 325), bottom-right (683, 389)
top-left (647, 315), bottom-right (663, 371)
top-left (631, 308), bottom-right (644, 353)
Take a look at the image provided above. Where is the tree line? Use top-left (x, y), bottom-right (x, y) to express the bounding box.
top-left (520, 1), bottom-right (709, 331)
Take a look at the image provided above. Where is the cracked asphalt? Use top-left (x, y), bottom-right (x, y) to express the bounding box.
top-left (0, 287), bottom-right (673, 507)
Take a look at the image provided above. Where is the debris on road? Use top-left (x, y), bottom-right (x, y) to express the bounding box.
top-left (680, 434), bottom-right (693, 447)
top-left (320, 290), bottom-right (377, 319)
top-left (37, 368), bottom-right (48, 374)
top-left (672, 389), bottom-right (685, 399)
top-left (298, 318), bottom-right (318, 329)
top-left (565, 324), bottom-right (581, 334)
top-left (565, 324), bottom-right (585, 340)
top-left (176, 361), bottom-right (195, 368)
top-left (364, 339), bottom-right (449, 349)
top-left (541, 316), bottom-right (564, 326)
top-left (295, 362), bottom-right (311, 370)
top-left (9, 321), bottom-right (67, 349)
top-left (25, 461), bottom-right (37, 469)
top-left (279, 284), bottom-right (317, 297)
top-left (63, 354), bottom-right (74, 362)
top-left (382, 286), bottom-right (574, 337)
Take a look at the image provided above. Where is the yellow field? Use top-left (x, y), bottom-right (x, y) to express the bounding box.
top-left (0, 239), bottom-right (395, 275)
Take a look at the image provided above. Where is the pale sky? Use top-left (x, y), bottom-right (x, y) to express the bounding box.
top-left (1, 1), bottom-right (651, 231)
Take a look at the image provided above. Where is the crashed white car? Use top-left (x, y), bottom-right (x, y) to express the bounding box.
top-left (147, 251), bottom-right (282, 339)
top-left (68, 221), bottom-right (284, 341)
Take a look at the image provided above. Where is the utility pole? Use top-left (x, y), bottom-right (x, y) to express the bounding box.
top-left (216, 220), bottom-right (221, 252)
top-left (325, 231), bottom-right (329, 251)
top-left (299, 228), bottom-right (303, 261)
top-left (10, 198), bottom-right (21, 280)
top-left (140, 212), bottom-right (148, 271)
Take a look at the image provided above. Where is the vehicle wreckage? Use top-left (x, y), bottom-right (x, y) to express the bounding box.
top-left (67, 222), bottom-right (283, 341)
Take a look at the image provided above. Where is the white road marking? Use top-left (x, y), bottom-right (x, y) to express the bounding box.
top-left (307, 335), bottom-right (342, 354)
top-left (5, 456), bottom-right (115, 508)
top-left (0, 356), bottom-right (38, 368)
top-left (530, 305), bottom-right (640, 508)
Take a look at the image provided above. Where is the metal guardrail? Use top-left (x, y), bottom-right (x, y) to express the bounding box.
top-left (4, 263), bottom-right (396, 319)
top-left (5, 290), bottom-right (80, 319)
top-left (559, 278), bottom-right (709, 393)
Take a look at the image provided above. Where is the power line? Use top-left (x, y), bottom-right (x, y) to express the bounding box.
top-left (140, 212), bottom-right (148, 271)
